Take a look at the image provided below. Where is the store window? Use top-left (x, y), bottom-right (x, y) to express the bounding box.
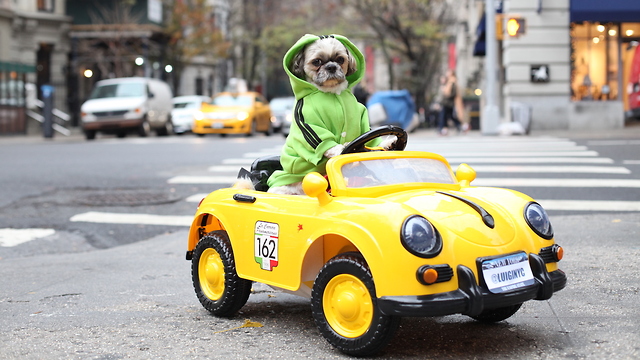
top-left (571, 22), bottom-right (640, 112)
top-left (37, 0), bottom-right (54, 12)
top-left (571, 22), bottom-right (620, 101)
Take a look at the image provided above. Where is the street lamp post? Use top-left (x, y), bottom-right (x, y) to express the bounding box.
top-left (482, 0), bottom-right (500, 135)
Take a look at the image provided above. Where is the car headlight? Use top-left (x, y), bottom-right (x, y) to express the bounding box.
top-left (236, 111), bottom-right (249, 120)
top-left (194, 111), bottom-right (204, 121)
top-left (524, 202), bottom-right (553, 239)
top-left (401, 215), bottom-right (442, 258)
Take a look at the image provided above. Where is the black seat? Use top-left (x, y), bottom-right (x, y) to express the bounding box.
top-left (237, 155), bottom-right (282, 192)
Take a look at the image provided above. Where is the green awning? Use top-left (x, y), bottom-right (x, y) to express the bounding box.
top-left (0, 61), bottom-right (36, 73)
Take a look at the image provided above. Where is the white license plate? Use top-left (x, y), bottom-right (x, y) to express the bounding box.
top-left (481, 252), bottom-right (535, 294)
top-left (212, 122), bottom-right (224, 129)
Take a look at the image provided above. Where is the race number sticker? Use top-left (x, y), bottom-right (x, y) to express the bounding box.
top-left (254, 221), bottom-right (279, 271)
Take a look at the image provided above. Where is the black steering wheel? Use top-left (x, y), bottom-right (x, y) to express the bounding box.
top-left (341, 125), bottom-right (408, 154)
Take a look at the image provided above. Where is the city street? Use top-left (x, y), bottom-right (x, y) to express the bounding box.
top-left (1, 128), bottom-right (639, 359)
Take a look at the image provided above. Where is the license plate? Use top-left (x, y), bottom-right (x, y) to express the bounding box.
top-left (212, 122), bottom-right (224, 129)
top-left (481, 252), bottom-right (535, 294)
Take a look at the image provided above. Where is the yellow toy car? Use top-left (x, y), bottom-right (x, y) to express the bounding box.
top-left (186, 126), bottom-right (566, 356)
top-left (192, 91), bottom-right (272, 136)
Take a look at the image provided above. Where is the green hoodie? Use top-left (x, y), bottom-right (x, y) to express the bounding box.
top-left (267, 34), bottom-right (375, 188)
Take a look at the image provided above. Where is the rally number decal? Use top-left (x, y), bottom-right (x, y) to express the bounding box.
top-left (254, 221), bottom-right (279, 271)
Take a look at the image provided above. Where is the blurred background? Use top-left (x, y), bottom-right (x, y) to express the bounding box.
top-left (1, 0), bottom-right (640, 136)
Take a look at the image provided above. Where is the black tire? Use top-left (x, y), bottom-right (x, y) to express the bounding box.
top-left (138, 117), bottom-right (151, 137)
top-left (116, 131), bottom-right (126, 138)
top-left (84, 130), bottom-right (96, 140)
top-left (191, 231), bottom-right (252, 317)
top-left (311, 253), bottom-right (400, 357)
top-left (263, 121), bottom-right (273, 136)
top-left (156, 118), bottom-right (174, 136)
top-left (469, 303), bottom-right (522, 323)
top-left (246, 119), bottom-right (256, 137)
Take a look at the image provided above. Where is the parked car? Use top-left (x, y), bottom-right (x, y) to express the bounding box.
top-left (192, 91), bottom-right (272, 136)
top-left (185, 126), bottom-right (567, 357)
top-left (80, 77), bottom-right (173, 140)
top-left (268, 96), bottom-right (295, 135)
top-left (172, 95), bottom-right (211, 134)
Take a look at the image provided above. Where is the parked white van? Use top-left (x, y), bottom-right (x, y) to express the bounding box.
top-left (81, 77), bottom-right (173, 140)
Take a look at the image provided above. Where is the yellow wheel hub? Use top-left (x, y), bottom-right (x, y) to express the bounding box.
top-left (199, 248), bottom-right (225, 300)
top-left (323, 274), bottom-right (373, 338)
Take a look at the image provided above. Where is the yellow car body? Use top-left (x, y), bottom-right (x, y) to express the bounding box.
top-left (186, 147), bottom-right (566, 356)
top-left (192, 91), bottom-right (272, 135)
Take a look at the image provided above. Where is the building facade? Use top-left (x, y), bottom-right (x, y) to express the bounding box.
top-left (455, 0), bottom-right (640, 132)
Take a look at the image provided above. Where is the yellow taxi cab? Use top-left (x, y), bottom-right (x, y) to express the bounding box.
top-left (185, 126), bottom-right (566, 356)
top-left (192, 91), bottom-right (272, 136)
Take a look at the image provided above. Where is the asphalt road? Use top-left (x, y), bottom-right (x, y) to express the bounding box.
top-left (1, 127), bottom-right (639, 359)
top-left (0, 211), bottom-right (638, 359)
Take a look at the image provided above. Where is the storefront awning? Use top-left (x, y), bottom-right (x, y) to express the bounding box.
top-left (571, 0), bottom-right (640, 23)
top-left (0, 61), bottom-right (36, 73)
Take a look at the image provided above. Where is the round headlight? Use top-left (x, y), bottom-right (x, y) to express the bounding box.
top-left (194, 111), bottom-right (204, 121)
top-left (524, 202), bottom-right (553, 239)
top-left (401, 215), bottom-right (442, 258)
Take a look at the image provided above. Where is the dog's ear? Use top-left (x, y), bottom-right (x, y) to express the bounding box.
top-left (346, 49), bottom-right (357, 77)
top-left (291, 49), bottom-right (306, 79)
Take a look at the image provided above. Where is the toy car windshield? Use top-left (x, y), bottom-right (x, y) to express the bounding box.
top-left (340, 157), bottom-right (457, 188)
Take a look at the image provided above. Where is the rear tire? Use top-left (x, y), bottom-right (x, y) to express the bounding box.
top-left (311, 253), bottom-right (400, 357)
top-left (191, 231), bottom-right (252, 317)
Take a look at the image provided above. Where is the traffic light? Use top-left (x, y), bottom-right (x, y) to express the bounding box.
top-left (506, 17), bottom-right (526, 37)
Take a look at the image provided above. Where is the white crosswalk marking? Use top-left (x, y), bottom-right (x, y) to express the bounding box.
top-left (64, 135), bottom-right (639, 231)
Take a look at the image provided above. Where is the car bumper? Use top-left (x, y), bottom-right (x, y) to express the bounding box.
top-left (82, 117), bottom-right (144, 131)
top-left (378, 253), bottom-right (566, 317)
top-left (193, 119), bottom-right (249, 134)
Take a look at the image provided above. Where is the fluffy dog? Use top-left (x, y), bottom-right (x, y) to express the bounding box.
top-left (266, 34), bottom-right (394, 195)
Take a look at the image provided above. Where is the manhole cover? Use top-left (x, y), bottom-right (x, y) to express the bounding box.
top-left (74, 189), bottom-right (181, 206)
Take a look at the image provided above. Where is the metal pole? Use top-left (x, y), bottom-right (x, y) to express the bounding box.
top-left (41, 84), bottom-right (54, 139)
top-left (482, 0), bottom-right (500, 135)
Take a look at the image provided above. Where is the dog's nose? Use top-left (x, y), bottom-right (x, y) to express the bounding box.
top-left (324, 63), bottom-right (338, 73)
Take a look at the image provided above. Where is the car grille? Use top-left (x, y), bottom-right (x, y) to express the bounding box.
top-left (538, 245), bottom-right (558, 263)
top-left (207, 112), bottom-right (235, 119)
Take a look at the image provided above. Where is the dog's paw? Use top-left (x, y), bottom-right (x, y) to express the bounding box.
top-left (379, 135), bottom-right (398, 150)
top-left (324, 144), bottom-right (345, 158)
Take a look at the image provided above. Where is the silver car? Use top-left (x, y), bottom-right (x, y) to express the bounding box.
top-left (172, 95), bottom-right (211, 134)
top-left (269, 96), bottom-right (296, 136)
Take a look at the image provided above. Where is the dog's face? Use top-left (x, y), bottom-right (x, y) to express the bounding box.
top-left (291, 37), bottom-right (357, 94)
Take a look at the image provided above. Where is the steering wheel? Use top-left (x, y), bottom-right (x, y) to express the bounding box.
top-left (341, 125), bottom-right (408, 154)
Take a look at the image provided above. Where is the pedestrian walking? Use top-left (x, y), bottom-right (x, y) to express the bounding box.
top-left (437, 70), bottom-right (465, 135)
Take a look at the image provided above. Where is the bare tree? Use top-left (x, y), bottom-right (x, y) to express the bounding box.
top-left (341, 0), bottom-right (450, 111)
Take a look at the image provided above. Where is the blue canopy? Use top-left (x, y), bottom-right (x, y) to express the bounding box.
top-left (366, 90), bottom-right (415, 130)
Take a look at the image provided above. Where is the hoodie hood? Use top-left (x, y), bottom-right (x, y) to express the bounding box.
top-left (283, 34), bottom-right (366, 100)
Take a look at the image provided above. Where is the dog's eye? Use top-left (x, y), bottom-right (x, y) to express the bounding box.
top-left (335, 56), bottom-right (345, 65)
top-left (311, 59), bottom-right (323, 67)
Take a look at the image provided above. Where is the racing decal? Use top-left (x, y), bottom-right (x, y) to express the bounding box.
top-left (254, 221), bottom-right (279, 271)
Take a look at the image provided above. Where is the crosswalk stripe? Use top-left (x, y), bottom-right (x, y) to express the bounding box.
top-left (208, 165), bottom-right (243, 172)
top-left (0, 228), bottom-right (56, 247)
top-left (538, 200), bottom-right (640, 211)
top-left (222, 158), bottom-right (255, 165)
top-left (463, 165), bottom-right (630, 174)
top-left (473, 178), bottom-right (640, 188)
top-left (447, 157), bottom-right (613, 164)
top-left (70, 212), bottom-right (192, 226)
top-left (421, 151), bottom-right (599, 157)
top-left (167, 175), bottom-right (238, 184)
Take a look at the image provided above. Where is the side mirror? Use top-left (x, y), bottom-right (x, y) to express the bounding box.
top-left (455, 163), bottom-right (476, 187)
top-left (302, 172), bottom-right (332, 205)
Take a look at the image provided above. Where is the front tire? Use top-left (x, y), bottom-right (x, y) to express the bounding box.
top-left (138, 117), bottom-right (151, 137)
top-left (191, 231), bottom-right (252, 317)
top-left (311, 253), bottom-right (400, 357)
